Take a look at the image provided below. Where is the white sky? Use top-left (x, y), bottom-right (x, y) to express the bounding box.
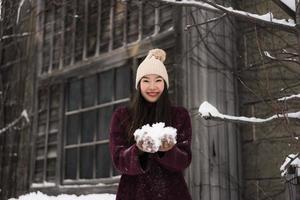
top-left (9, 192), bottom-right (116, 200)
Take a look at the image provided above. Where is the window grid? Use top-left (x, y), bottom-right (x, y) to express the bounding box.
top-left (33, 85), bottom-right (60, 183)
top-left (63, 66), bottom-right (131, 182)
top-left (40, 0), bottom-right (174, 74)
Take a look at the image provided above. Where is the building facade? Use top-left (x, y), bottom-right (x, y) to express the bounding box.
top-left (0, 0), bottom-right (298, 200)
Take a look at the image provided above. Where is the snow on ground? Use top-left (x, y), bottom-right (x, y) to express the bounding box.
top-left (9, 191), bottom-right (116, 200)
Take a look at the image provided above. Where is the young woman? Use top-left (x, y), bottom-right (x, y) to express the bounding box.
top-left (109, 49), bottom-right (192, 200)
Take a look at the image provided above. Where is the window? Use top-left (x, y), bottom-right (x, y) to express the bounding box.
top-left (33, 85), bottom-right (60, 183)
top-left (39, 0), bottom-right (174, 74)
top-left (32, 0), bottom-right (175, 187)
top-left (63, 65), bottom-right (132, 181)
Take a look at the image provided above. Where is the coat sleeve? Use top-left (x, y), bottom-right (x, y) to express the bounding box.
top-left (155, 107), bottom-right (192, 172)
top-left (109, 107), bottom-right (149, 175)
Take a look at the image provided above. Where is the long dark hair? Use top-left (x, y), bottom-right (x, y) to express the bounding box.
top-left (126, 82), bottom-right (172, 143)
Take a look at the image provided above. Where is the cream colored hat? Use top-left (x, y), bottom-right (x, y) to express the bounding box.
top-left (135, 49), bottom-right (169, 89)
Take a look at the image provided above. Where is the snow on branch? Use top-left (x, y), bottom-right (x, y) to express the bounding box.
top-left (264, 51), bottom-right (300, 64)
top-left (198, 101), bottom-right (300, 123)
top-left (185, 13), bottom-right (227, 30)
top-left (0, 109), bottom-right (30, 134)
top-left (280, 153), bottom-right (300, 176)
top-left (16, 0), bottom-right (26, 24)
top-left (278, 94), bottom-right (300, 101)
top-left (157, 0), bottom-right (296, 32)
top-left (0, 32), bottom-right (32, 41)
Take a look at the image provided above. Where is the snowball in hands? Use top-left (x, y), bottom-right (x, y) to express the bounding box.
top-left (133, 122), bottom-right (177, 153)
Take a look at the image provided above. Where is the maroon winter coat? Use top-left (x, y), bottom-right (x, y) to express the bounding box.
top-left (109, 106), bottom-right (192, 200)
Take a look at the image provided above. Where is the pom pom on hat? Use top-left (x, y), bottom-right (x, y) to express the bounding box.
top-left (135, 48), bottom-right (169, 89)
top-left (148, 49), bottom-right (166, 63)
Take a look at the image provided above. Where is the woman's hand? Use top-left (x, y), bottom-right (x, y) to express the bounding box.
top-left (136, 135), bottom-right (158, 153)
top-left (159, 134), bottom-right (175, 152)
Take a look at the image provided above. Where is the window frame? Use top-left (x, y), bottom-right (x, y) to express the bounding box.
top-left (62, 66), bottom-right (132, 184)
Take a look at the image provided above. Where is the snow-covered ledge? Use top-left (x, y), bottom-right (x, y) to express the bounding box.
top-left (8, 191), bottom-right (116, 200)
top-left (198, 101), bottom-right (300, 124)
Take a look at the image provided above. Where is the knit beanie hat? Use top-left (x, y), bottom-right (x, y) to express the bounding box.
top-left (135, 49), bottom-right (169, 89)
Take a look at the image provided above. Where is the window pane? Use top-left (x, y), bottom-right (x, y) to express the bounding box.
top-left (116, 66), bottom-right (130, 99)
top-left (46, 158), bottom-right (56, 182)
top-left (127, 1), bottom-right (139, 43)
top-left (100, 0), bottom-right (111, 53)
top-left (159, 5), bottom-right (173, 32)
top-left (53, 5), bottom-right (63, 70)
top-left (96, 144), bottom-right (110, 178)
top-left (97, 106), bottom-right (113, 140)
top-left (87, 0), bottom-right (98, 57)
top-left (68, 79), bottom-right (81, 111)
top-left (66, 114), bottom-right (80, 145)
top-left (80, 146), bottom-right (94, 179)
top-left (34, 159), bottom-right (44, 182)
top-left (83, 75), bottom-right (97, 108)
top-left (99, 70), bottom-right (114, 103)
top-left (64, 0), bottom-right (74, 66)
top-left (65, 148), bottom-right (77, 179)
top-left (113, 0), bottom-right (125, 48)
top-left (143, 2), bottom-right (155, 38)
top-left (75, 0), bottom-right (84, 61)
top-left (82, 110), bottom-right (97, 143)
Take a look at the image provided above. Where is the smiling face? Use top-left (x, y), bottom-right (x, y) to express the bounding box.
top-left (140, 74), bottom-right (165, 103)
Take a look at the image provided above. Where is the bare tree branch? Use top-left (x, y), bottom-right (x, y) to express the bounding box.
top-left (0, 110), bottom-right (30, 135)
top-left (198, 101), bottom-right (300, 124)
top-left (156, 0), bottom-right (297, 32)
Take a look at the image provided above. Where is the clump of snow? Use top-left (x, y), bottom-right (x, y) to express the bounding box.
top-left (8, 191), bottom-right (116, 200)
top-left (264, 51), bottom-right (276, 59)
top-left (280, 154), bottom-right (300, 176)
top-left (198, 101), bottom-right (221, 118)
top-left (134, 122), bottom-right (177, 153)
top-left (21, 110), bottom-right (30, 123)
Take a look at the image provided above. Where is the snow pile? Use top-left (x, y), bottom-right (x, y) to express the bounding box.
top-left (280, 154), bottom-right (300, 176)
top-left (134, 122), bottom-right (177, 153)
top-left (8, 191), bottom-right (116, 200)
